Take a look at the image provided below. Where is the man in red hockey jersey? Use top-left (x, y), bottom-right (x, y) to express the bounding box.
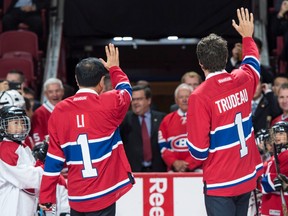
top-left (186, 8), bottom-right (263, 215)
top-left (39, 43), bottom-right (134, 216)
top-left (159, 83), bottom-right (201, 172)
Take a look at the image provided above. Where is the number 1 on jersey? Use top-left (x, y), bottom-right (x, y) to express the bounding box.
top-left (235, 113), bottom-right (248, 157)
top-left (77, 134), bottom-right (98, 178)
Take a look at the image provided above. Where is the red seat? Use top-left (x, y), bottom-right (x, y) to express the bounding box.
top-left (3, 51), bottom-right (33, 61)
top-left (0, 30), bottom-right (41, 61)
top-left (0, 57), bottom-right (35, 86)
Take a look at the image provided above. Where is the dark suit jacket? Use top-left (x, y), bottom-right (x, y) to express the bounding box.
top-left (252, 92), bottom-right (282, 133)
top-left (120, 110), bottom-right (166, 172)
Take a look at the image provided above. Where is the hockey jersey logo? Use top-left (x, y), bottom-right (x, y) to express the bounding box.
top-left (171, 134), bottom-right (188, 152)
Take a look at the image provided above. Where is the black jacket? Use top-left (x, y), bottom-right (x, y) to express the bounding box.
top-left (120, 110), bottom-right (166, 172)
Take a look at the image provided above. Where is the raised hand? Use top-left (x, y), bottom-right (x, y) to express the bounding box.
top-left (232, 8), bottom-right (254, 38)
top-left (100, 43), bottom-right (119, 70)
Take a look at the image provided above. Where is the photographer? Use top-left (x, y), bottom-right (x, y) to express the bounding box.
top-left (6, 70), bottom-right (26, 94)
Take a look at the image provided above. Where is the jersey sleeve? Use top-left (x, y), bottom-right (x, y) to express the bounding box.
top-left (109, 66), bottom-right (132, 123)
top-left (239, 37), bottom-right (261, 93)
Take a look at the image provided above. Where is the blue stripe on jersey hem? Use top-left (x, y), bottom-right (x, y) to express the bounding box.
top-left (68, 180), bottom-right (131, 202)
top-left (207, 166), bottom-right (262, 190)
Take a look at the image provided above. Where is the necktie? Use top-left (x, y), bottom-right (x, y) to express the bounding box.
top-left (141, 115), bottom-right (152, 162)
top-left (252, 101), bottom-right (257, 115)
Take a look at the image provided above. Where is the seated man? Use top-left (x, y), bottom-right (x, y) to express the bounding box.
top-left (2, 0), bottom-right (49, 38)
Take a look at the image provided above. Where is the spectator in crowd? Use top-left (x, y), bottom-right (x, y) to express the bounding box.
top-left (271, 83), bottom-right (288, 125)
top-left (136, 79), bottom-right (158, 111)
top-left (2, 0), bottom-right (49, 38)
top-left (180, 71), bottom-right (203, 89)
top-left (31, 78), bottom-right (64, 145)
top-left (39, 44), bottom-right (134, 216)
top-left (252, 77), bottom-right (282, 133)
top-left (226, 38), bottom-right (274, 84)
top-left (254, 37), bottom-right (275, 84)
top-left (159, 83), bottom-right (201, 172)
top-left (260, 121), bottom-right (288, 216)
top-left (120, 85), bottom-right (166, 172)
top-left (0, 105), bottom-right (43, 216)
top-left (136, 80), bottom-right (151, 88)
top-left (225, 42), bottom-right (242, 72)
top-left (272, 74), bottom-right (288, 96)
top-left (273, 0), bottom-right (288, 63)
top-left (22, 86), bottom-right (41, 111)
top-left (186, 8), bottom-right (263, 215)
top-left (170, 71), bottom-right (202, 112)
top-left (6, 70), bottom-right (26, 93)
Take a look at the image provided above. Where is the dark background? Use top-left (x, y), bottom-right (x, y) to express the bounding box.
top-left (63, 0), bottom-right (251, 112)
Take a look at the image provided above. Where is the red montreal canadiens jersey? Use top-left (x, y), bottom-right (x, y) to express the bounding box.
top-left (158, 109), bottom-right (201, 171)
top-left (31, 101), bottom-right (54, 145)
top-left (261, 151), bottom-right (288, 216)
top-left (39, 66), bottom-right (134, 212)
top-left (186, 37), bottom-right (263, 196)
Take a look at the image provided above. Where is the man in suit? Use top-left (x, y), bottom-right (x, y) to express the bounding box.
top-left (252, 77), bottom-right (282, 133)
top-left (120, 85), bottom-right (167, 172)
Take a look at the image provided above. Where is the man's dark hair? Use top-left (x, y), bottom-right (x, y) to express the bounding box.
top-left (196, 33), bottom-right (228, 72)
top-left (132, 85), bottom-right (152, 99)
top-left (75, 57), bottom-right (108, 87)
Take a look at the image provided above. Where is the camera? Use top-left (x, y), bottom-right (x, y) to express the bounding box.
top-left (8, 82), bottom-right (21, 90)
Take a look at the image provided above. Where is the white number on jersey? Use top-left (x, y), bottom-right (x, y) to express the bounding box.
top-left (77, 134), bottom-right (98, 178)
top-left (235, 113), bottom-right (248, 158)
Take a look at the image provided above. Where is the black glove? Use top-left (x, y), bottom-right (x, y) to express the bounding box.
top-left (274, 174), bottom-right (288, 192)
top-left (274, 177), bottom-right (282, 191)
top-left (32, 141), bottom-right (48, 162)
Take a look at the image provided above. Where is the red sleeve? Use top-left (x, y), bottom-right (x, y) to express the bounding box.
top-left (0, 142), bottom-right (19, 165)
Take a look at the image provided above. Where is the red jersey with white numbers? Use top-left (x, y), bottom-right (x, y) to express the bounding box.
top-left (186, 37), bottom-right (263, 196)
top-left (39, 66), bottom-right (134, 212)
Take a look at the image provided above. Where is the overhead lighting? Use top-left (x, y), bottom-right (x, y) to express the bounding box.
top-left (167, 36), bottom-right (178, 40)
top-left (113, 37), bottom-right (123, 41)
top-left (123, 37), bottom-right (133, 41)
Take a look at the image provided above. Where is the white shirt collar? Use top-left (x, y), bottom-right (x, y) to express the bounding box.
top-left (177, 109), bottom-right (186, 117)
top-left (205, 70), bottom-right (227, 80)
top-left (76, 88), bottom-right (99, 95)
